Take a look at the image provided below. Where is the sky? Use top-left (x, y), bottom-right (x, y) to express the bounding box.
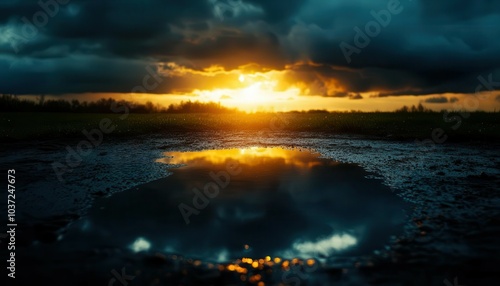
top-left (1, 0), bottom-right (500, 111)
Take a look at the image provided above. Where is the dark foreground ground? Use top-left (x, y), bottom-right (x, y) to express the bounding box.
top-left (0, 127), bottom-right (499, 285)
top-left (1, 112), bottom-right (499, 141)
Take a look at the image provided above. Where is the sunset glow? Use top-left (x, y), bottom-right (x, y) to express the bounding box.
top-left (3, 1), bottom-right (499, 285)
top-left (27, 61), bottom-right (499, 112)
top-left (191, 74), bottom-right (302, 111)
top-left (157, 147), bottom-right (332, 169)
top-left (1, 0), bottom-right (499, 112)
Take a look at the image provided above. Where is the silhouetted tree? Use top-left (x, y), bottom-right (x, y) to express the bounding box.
top-left (0, 96), bottom-right (238, 114)
top-left (396, 105), bottom-right (409, 113)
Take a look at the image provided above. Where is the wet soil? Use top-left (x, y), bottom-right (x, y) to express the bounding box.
top-left (0, 131), bottom-right (499, 285)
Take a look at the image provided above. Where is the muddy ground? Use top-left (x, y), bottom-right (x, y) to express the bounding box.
top-left (1, 131), bottom-right (499, 285)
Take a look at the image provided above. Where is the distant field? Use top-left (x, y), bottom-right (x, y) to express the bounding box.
top-left (1, 112), bottom-right (499, 141)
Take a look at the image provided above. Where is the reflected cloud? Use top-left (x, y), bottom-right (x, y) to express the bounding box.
top-left (62, 147), bottom-right (407, 262)
top-left (129, 237), bottom-right (151, 253)
top-left (291, 233), bottom-right (358, 257)
top-left (215, 249), bottom-right (230, 263)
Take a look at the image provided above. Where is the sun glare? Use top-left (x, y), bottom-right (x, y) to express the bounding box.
top-left (241, 82), bottom-right (263, 102)
top-left (190, 72), bottom-right (301, 111)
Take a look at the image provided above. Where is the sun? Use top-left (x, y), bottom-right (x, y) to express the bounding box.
top-left (192, 72), bottom-right (301, 111)
top-left (241, 82), bottom-right (263, 102)
top-left (236, 73), bottom-right (279, 103)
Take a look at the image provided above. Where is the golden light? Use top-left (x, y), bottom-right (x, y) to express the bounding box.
top-left (157, 147), bottom-right (330, 169)
top-left (306, 259), bottom-right (316, 266)
top-left (249, 274), bottom-right (262, 283)
top-left (241, 82), bottom-right (262, 102)
top-left (142, 61), bottom-right (499, 113)
top-left (236, 266), bottom-right (248, 274)
top-left (282, 260), bottom-right (290, 270)
top-left (190, 71), bottom-right (301, 112)
top-left (242, 257), bottom-right (253, 264)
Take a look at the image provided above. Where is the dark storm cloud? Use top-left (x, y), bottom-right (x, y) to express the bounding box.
top-left (418, 0), bottom-right (499, 22)
top-left (424, 96), bottom-right (449, 104)
top-left (300, 0), bottom-right (500, 95)
top-left (0, 0), bottom-right (499, 95)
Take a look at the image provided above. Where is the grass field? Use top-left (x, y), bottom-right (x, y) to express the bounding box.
top-left (1, 112), bottom-right (499, 141)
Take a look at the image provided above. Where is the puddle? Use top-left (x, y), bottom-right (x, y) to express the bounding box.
top-left (57, 147), bottom-right (408, 263)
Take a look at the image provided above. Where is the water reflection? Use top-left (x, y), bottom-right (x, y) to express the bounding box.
top-left (129, 237), bottom-right (151, 253)
top-left (291, 233), bottom-right (358, 257)
top-left (64, 147), bottom-right (407, 262)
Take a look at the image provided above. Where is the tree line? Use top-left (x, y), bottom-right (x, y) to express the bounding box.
top-left (394, 103), bottom-right (431, 113)
top-left (2, 94), bottom-right (485, 114)
top-left (0, 94), bottom-right (238, 114)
